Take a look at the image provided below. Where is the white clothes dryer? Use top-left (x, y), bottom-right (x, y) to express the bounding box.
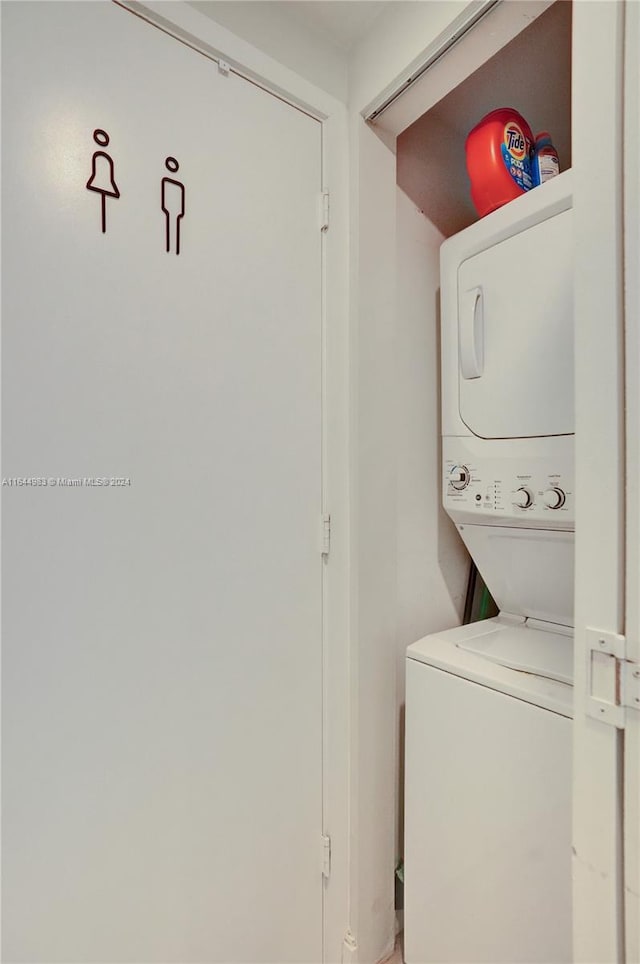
top-left (440, 170), bottom-right (574, 621)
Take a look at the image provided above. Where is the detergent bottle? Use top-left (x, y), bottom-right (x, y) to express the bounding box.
top-left (532, 131), bottom-right (560, 186)
top-left (465, 108), bottom-right (534, 218)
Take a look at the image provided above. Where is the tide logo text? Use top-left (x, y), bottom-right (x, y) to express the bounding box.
top-left (504, 124), bottom-right (527, 160)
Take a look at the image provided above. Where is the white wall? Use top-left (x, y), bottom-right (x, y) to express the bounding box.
top-left (347, 117), bottom-right (399, 964)
top-left (395, 188), bottom-right (469, 855)
top-left (347, 6), bottom-right (473, 961)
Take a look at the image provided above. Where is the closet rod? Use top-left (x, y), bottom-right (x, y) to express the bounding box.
top-left (365, 0), bottom-right (501, 123)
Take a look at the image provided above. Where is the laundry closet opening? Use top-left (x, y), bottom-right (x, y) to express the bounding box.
top-left (391, 0), bottom-right (574, 679)
top-left (386, 0), bottom-right (574, 948)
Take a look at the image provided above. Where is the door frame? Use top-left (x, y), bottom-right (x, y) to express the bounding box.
top-left (115, 3), bottom-right (351, 960)
top-left (572, 2), bottom-right (626, 961)
top-left (348, 1), bottom-right (633, 961)
top-left (624, 0), bottom-right (640, 960)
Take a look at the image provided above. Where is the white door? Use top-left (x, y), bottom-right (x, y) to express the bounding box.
top-left (2, 3), bottom-right (324, 962)
top-left (458, 208), bottom-right (573, 440)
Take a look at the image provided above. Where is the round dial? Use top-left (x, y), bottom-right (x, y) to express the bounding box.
top-left (450, 465), bottom-right (471, 491)
top-left (513, 486), bottom-right (534, 509)
top-left (543, 487), bottom-right (566, 509)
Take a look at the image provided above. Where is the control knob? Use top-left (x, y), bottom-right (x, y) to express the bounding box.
top-left (450, 465), bottom-right (471, 491)
top-left (513, 486), bottom-right (534, 509)
top-left (543, 487), bottom-right (566, 509)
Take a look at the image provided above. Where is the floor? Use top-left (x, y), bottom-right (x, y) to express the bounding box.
top-left (382, 935), bottom-right (403, 964)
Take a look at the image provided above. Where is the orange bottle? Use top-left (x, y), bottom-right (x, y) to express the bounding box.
top-left (465, 108), bottom-right (534, 218)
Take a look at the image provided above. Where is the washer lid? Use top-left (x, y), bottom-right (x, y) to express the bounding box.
top-left (457, 523), bottom-right (574, 628)
top-left (458, 622), bottom-right (573, 684)
top-left (407, 615), bottom-right (574, 716)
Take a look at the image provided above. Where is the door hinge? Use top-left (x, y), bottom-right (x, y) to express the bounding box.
top-left (321, 834), bottom-right (331, 879)
top-left (319, 513), bottom-right (331, 557)
top-left (319, 192), bottom-right (330, 232)
top-left (586, 628), bottom-right (640, 728)
top-left (217, 59), bottom-right (230, 76)
top-left (342, 931), bottom-right (358, 961)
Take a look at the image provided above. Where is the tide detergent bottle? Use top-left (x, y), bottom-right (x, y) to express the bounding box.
top-left (465, 108), bottom-right (534, 217)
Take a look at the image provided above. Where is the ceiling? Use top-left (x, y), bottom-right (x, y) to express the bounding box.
top-left (267, 1), bottom-right (392, 50)
top-left (193, 1), bottom-right (392, 52)
top-left (189, 0), bottom-right (396, 100)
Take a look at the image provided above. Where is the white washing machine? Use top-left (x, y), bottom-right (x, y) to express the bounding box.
top-left (404, 172), bottom-right (574, 963)
top-left (405, 617), bottom-right (573, 964)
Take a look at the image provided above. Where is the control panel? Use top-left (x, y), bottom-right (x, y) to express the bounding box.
top-left (444, 450), bottom-right (574, 529)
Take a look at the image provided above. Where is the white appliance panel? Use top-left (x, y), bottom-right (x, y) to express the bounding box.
top-left (458, 208), bottom-right (573, 439)
top-left (440, 173), bottom-right (573, 441)
top-left (404, 650), bottom-right (572, 964)
top-left (407, 616), bottom-right (574, 713)
top-left (459, 524), bottom-right (574, 626)
top-left (457, 621), bottom-right (573, 684)
top-left (443, 438), bottom-right (574, 529)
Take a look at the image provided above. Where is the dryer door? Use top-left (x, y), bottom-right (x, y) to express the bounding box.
top-left (458, 209), bottom-right (573, 439)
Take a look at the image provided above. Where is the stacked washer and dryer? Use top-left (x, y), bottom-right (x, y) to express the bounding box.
top-left (404, 172), bottom-right (574, 964)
